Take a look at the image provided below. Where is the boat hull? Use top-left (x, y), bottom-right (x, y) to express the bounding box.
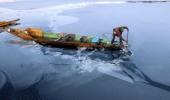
top-left (35, 38), bottom-right (122, 51)
top-left (6, 28), bottom-right (124, 51)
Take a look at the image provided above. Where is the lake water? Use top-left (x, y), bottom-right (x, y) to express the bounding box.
top-left (0, 0), bottom-right (170, 100)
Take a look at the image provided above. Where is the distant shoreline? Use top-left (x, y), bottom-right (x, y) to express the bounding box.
top-left (0, 0), bottom-right (169, 14)
top-left (0, 0), bottom-right (170, 4)
top-left (127, 0), bottom-right (170, 3)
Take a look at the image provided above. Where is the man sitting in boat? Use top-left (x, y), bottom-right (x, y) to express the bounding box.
top-left (111, 26), bottom-right (129, 45)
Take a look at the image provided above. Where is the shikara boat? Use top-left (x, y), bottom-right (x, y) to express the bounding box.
top-left (0, 19), bottom-right (128, 51)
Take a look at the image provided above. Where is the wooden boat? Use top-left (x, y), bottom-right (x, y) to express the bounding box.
top-left (0, 18), bottom-right (127, 51)
top-left (0, 19), bottom-right (20, 27)
top-left (4, 28), bottom-right (127, 51)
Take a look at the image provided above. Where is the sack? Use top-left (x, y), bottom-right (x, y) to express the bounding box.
top-left (80, 36), bottom-right (88, 43)
top-left (91, 37), bottom-right (99, 43)
top-left (25, 28), bottom-right (43, 38)
top-left (99, 38), bottom-right (110, 45)
top-left (64, 34), bottom-right (75, 41)
top-left (75, 34), bottom-right (81, 42)
top-left (43, 32), bottom-right (58, 39)
top-left (80, 36), bottom-right (93, 43)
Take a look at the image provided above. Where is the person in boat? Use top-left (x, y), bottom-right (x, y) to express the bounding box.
top-left (111, 26), bottom-right (129, 45)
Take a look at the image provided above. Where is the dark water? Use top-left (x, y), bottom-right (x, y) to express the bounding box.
top-left (0, 1), bottom-right (170, 100)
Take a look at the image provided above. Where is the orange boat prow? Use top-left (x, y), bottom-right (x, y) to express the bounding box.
top-left (0, 19), bottom-right (20, 27)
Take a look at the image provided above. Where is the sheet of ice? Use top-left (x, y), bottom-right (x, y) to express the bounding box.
top-left (0, 2), bottom-right (89, 30)
top-left (45, 48), bottom-right (135, 83)
top-left (0, 0), bottom-right (15, 3)
top-left (0, 1), bottom-right (127, 33)
top-left (0, 1), bottom-right (152, 89)
top-left (0, 1), bottom-right (135, 87)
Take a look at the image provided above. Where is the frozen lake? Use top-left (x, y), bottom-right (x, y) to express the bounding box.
top-left (0, 0), bottom-right (170, 100)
